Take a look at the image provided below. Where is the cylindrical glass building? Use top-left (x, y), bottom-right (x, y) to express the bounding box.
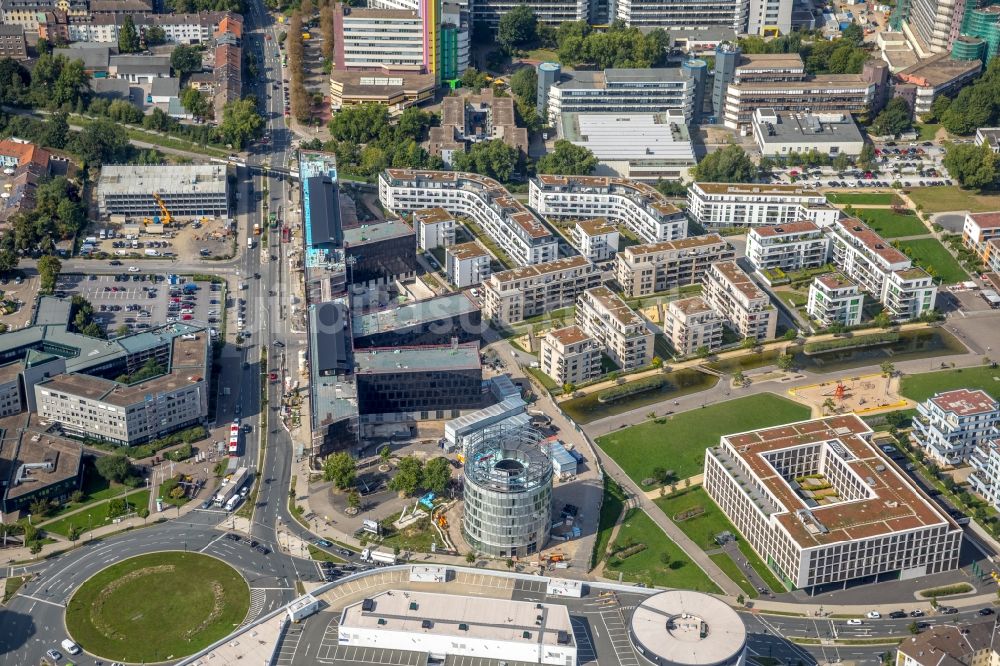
top-left (461, 425), bottom-right (552, 558)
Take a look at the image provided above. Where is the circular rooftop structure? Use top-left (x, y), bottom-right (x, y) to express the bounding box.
top-left (629, 591), bottom-right (747, 666)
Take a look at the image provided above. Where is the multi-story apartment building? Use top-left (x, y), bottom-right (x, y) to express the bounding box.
top-left (469, 0), bottom-right (587, 28)
top-left (544, 68), bottom-right (696, 126)
top-left (687, 182), bottom-right (839, 230)
top-left (446, 242), bottom-right (491, 287)
top-left (968, 433), bottom-right (1000, 511)
top-left (896, 620), bottom-right (998, 666)
top-left (97, 165), bottom-right (229, 219)
top-left (806, 274), bottom-right (864, 328)
top-left (912, 389), bottom-right (1000, 466)
top-left (827, 217), bottom-right (938, 319)
top-left (613, 0), bottom-right (746, 29)
top-left (615, 234), bottom-right (735, 298)
top-left (379, 170), bottom-right (559, 266)
top-left (572, 218), bottom-right (619, 262)
top-left (414, 207), bottom-right (456, 250)
top-left (746, 221), bottom-right (830, 273)
top-left (0, 0), bottom-right (86, 29)
top-left (539, 325), bottom-right (601, 387)
top-left (703, 260), bottom-right (777, 341)
top-left (530, 175), bottom-right (688, 243)
top-left (482, 256), bottom-right (600, 324)
top-left (575, 286), bottom-right (654, 371)
top-left (704, 414), bottom-right (963, 591)
top-left (333, 5), bottom-right (425, 71)
top-left (663, 296), bottom-right (725, 356)
top-left (962, 211), bottom-right (1000, 269)
top-left (0, 25), bottom-right (27, 59)
top-left (64, 11), bottom-right (238, 44)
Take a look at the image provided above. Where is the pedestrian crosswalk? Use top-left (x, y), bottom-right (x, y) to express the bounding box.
top-left (600, 609), bottom-right (640, 666)
top-left (239, 588), bottom-right (268, 628)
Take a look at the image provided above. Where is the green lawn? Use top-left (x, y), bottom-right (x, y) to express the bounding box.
top-left (775, 289), bottom-right (809, 309)
top-left (710, 553), bottom-right (757, 597)
top-left (308, 545), bottom-right (346, 563)
top-left (908, 186), bottom-right (1000, 214)
top-left (826, 192), bottom-right (901, 206)
top-left (527, 367), bottom-right (559, 391)
top-left (596, 394), bottom-right (810, 487)
top-left (602, 508), bottom-right (721, 593)
top-left (857, 209), bottom-right (928, 238)
top-left (898, 238), bottom-right (970, 284)
top-left (42, 490), bottom-right (150, 538)
top-left (915, 124), bottom-right (941, 141)
top-left (65, 552), bottom-right (250, 663)
top-left (42, 466), bottom-right (131, 521)
top-left (592, 477), bottom-right (627, 568)
top-left (378, 513), bottom-right (440, 554)
top-left (901, 365), bottom-right (1000, 402)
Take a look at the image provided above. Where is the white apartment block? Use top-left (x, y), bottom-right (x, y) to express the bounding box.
top-left (334, 6), bottom-right (425, 71)
top-left (827, 217), bottom-right (937, 320)
top-left (615, 234), bottom-right (735, 298)
top-left (379, 170), bottom-right (559, 267)
top-left (575, 286), bottom-right (654, 371)
top-left (572, 218), bottom-right (619, 262)
top-left (482, 256), bottom-right (600, 325)
top-left (530, 175), bottom-right (688, 243)
top-left (968, 433), bottom-right (1000, 511)
top-left (446, 241), bottom-right (491, 288)
top-left (746, 221), bottom-right (831, 274)
top-left (702, 260), bottom-right (777, 341)
top-left (806, 274), bottom-right (863, 328)
top-left (704, 414), bottom-right (963, 590)
top-left (67, 12), bottom-right (236, 45)
top-left (414, 207), bottom-right (457, 250)
top-left (687, 182), bottom-right (839, 229)
top-left (912, 389), bottom-right (1000, 467)
top-left (545, 68), bottom-right (695, 125)
top-left (539, 325), bottom-right (601, 387)
top-left (962, 211), bottom-right (1000, 267)
top-left (664, 296), bottom-right (724, 356)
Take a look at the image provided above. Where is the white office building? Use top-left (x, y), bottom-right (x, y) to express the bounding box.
top-left (912, 389), bottom-right (1000, 467)
top-left (746, 220), bottom-right (830, 274)
top-left (97, 164), bottom-right (229, 219)
top-left (687, 182), bottom-right (839, 229)
top-left (806, 273), bottom-right (864, 327)
top-left (546, 68), bottom-right (696, 126)
top-left (752, 108), bottom-right (866, 157)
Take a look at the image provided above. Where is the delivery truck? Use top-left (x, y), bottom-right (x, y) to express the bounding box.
top-left (361, 547), bottom-right (397, 565)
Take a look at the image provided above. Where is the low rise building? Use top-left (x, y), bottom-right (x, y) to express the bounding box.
top-left (380, 169), bottom-right (558, 266)
top-left (975, 128), bottom-right (1000, 153)
top-left (576, 286), bottom-right (653, 370)
top-left (704, 414), bottom-right (963, 591)
top-left (530, 174), bottom-right (687, 243)
top-left (352, 292), bottom-right (481, 348)
top-left (896, 620), bottom-right (998, 666)
top-left (539, 324), bottom-right (601, 386)
top-left (703, 260), bottom-right (777, 341)
top-left (546, 67), bottom-right (696, 126)
top-left (0, 414), bottom-right (84, 516)
top-left (446, 241), bottom-right (491, 287)
top-left (806, 273), bottom-right (864, 327)
top-left (97, 164), bottom-right (229, 219)
top-left (912, 389), bottom-right (1000, 466)
top-left (482, 256), bottom-right (600, 324)
top-left (962, 211), bottom-right (1000, 269)
top-left (572, 218), bottom-right (619, 262)
top-left (414, 207), bottom-right (456, 250)
top-left (746, 221), bottom-right (830, 273)
top-left (663, 296), bottom-right (724, 356)
top-left (615, 234), bottom-right (735, 298)
top-left (752, 108), bottom-right (865, 157)
top-left (429, 90), bottom-right (528, 166)
top-left (109, 54), bottom-right (171, 82)
top-left (688, 182), bottom-right (839, 229)
top-left (895, 54), bottom-right (982, 116)
top-left (330, 69), bottom-right (436, 115)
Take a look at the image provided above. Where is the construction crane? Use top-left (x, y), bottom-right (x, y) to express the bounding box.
top-left (152, 192), bottom-right (173, 227)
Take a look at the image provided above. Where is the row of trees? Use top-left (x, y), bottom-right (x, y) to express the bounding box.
top-left (555, 21), bottom-right (669, 69)
top-left (321, 104), bottom-right (443, 176)
top-left (322, 451), bottom-right (452, 497)
top-left (286, 12), bottom-right (312, 123)
top-left (943, 142), bottom-right (999, 189)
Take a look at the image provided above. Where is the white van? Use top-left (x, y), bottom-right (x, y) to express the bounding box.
top-left (224, 495), bottom-right (240, 512)
top-left (61, 639), bottom-right (81, 655)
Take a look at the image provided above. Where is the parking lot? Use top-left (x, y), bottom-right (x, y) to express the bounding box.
top-left (54, 272), bottom-right (226, 336)
top-left (0, 272), bottom-right (40, 331)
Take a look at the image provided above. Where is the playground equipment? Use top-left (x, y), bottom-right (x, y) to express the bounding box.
top-left (824, 381), bottom-right (848, 402)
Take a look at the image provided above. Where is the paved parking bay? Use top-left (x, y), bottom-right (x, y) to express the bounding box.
top-left (570, 617), bottom-right (598, 665)
top-left (318, 645), bottom-right (428, 666)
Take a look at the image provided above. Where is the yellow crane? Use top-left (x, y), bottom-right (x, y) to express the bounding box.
top-left (152, 192), bottom-right (173, 227)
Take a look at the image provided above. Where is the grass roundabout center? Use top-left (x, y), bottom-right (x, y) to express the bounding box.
top-left (65, 551), bottom-right (251, 663)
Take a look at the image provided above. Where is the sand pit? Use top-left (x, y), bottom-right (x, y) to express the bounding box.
top-left (788, 373), bottom-right (913, 417)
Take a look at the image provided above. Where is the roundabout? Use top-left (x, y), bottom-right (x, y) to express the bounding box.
top-left (64, 551), bottom-right (251, 664)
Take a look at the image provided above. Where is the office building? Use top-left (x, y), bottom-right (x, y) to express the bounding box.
top-left (342, 220), bottom-right (418, 287)
top-left (333, 5), bottom-right (425, 71)
top-left (962, 211), bottom-right (1000, 268)
top-left (352, 293), bottom-right (481, 348)
top-left (703, 260), bottom-right (777, 341)
top-left (576, 286), bottom-right (654, 370)
top-left (413, 207), bottom-right (457, 249)
top-left (539, 325), bottom-right (602, 386)
top-left (746, 221), bottom-right (830, 274)
top-left (572, 218), bottom-right (619, 262)
top-left (462, 425), bottom-right (554, 558)
top-left (663, 296), bottom-right (725, 356)
top-left (975, 128), bottom-right (1000, 153)
top-left (482, 256), bottom-right (600, 324)
top-left (443, 392), bottom-right (527, 453)
top-left (307, 300), bottom-right (358, 458)
top-left (530, 174), bottom-right (688, 244)
top-left (536, 61), bottom-right (561, 122)
top-left (615, 234), bottom-right (735, 298)
top-left (97, 165), bottom-right (229, 219)
top-left (380, 169), bottom-right (559, 266)
top-left (753, 108), bottom-right (866, 157)
top-left (827, 217), bottom-right (937, 319)
top-left (0, 414), bottom-right (84, 516)
top-left (896, 621), bottom-right (999, 666)
top-left (439, 3), bottom-right (471, 81)
top-left (687, 182), bottom-right (839, 229)
top-left (614, 0), bottom-right (746, 29)
top-left (469, 0), bottom-right (587, 28)
top-left (704, 414), bottom-right (963, 590)
top-left (545, 67), bottom-right (696, 127)
top-left (338, 590), bottom-right (575, 665)
top-left (806, 274), bottom-right (864, 327)
top-left (446, 242), bottom-right (492, 287)
top-left (329, 69), bottom-right (436, 114)
top-left (429, 90), bottom-right (528, 167)
top-left (895, 54), bottom-right (981, 115)
top-left (912, 389), bottom-right (1000, 466)
top-left (630, 591), bottom-right (747, 666)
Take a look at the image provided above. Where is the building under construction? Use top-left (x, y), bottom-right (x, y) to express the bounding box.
top-left (97, 164), bottom-right (230, 220)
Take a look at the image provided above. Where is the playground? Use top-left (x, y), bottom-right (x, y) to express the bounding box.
top-left (788, 373), bottom-right (912, 417)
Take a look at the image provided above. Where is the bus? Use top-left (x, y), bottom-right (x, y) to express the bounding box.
top-left (228, 422), bottom-right (240, 457)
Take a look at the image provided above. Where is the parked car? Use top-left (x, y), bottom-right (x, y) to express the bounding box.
top-left (866, 611), bottom-right (881, 619)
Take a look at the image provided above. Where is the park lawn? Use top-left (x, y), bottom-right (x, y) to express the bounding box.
top-left (899, 238), bottom-right (970, 284)
top-left (42, 467), bottom-right (130, 521)
top-left (901, 365), bottom-right (1000, 402)
top-left (655, 488), bottom-right (787, 593)
top-left (527, 367), bottom-right (558, 391)
top-left (41, 490), bottom-right (150, 538)
top-left (596, 393), bottom-right (810, 488)
top-left (908, 186), bottom-right (1000, 214)
top-left (915, 123), bottom-right (941, 141)
top-left (857, 208), bottom-right (928, 238)
top-left (592, 477), bottom-right (627, 568)
top-left (602, 508), bottom-right (721, 593)
top-left (826, 192), bottom-right (901, 206)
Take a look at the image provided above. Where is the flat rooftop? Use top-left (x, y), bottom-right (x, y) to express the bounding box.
top-left (490, 255), bottom-right (592, 285)
top-left (340, 590), bottom-right (574, 649)
top-left (928, 389), bottom-right (998, 417)
top-left (343, 220), bottom-right (413, 245)
top-left (98, 164), bottom-right (227, 196)
top-left (712, 260), bottom-right (769, 302)
top-left (752, 221), bottom-right (822, 238)
top-left (448, 241), bottom-right (490, 260)
top-left (694, 182), bottom-right (824, 197)
top-left (0, 413), bottom-right (83, 502)
top-left (815, 273), bottom-right (858, 291)
top-left (624, 233), bottom-right (730, 257)
top-left (560, 112), bottom-right (696, 164)
top-left (584, 286), bottom-right (644, 328)
top-left (737, 52), bottom-right (805, 70)
top-left (897, 53), bottom-right (982, 88)
top-left (534, 174), bottom-right (681, 217)
top-left (546, 324), bottom-right (593, 346)
top-left (630, 591), bottom-right (746, 666)
top-left (352, 293), bottom-right (478, 338)
top-left (355, 344), bottom-right (481, 373)
top-left (576, 217), bottom-right (616, 236)
top-left (720, 414), bottom-right (958, 548)
top-left (670, 296), bottom-right (714, 316)
top-left (755, 111), bottom-right (864, 146)
top-left (554, 67), bottom-right (689, 90)
top-left (412, 207), bottom-right (453, 225)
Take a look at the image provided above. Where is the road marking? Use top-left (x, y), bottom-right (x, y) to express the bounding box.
top-left (18, 594), bottom-right (65, 608)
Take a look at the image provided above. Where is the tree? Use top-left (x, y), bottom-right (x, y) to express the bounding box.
top-left (696, 345), bottom-right (710, 359)
top-left (872, 97), bottom-right (913, 137)
top-left (536, 140), bottom-right (598, 175)
top-left (29, 540), bottom-right (42, 555)
top-left (858, 142), bottom-right (877, 170)
top-left (347, 489), bottom-right (361, 510)
top-left (733, 370), bottom-right (746, 386)
top-left (943, 143), bottom-right (999, 189)
top-left (466, 551), bottom-right (477, 563)
top-left (329, 102), bottom-right (391, 144)
top-left (777, 353), bottom-right (795, 371)
top-left (319, 3), bottom-right (335, 61)
top-left (460, 67), bottom-right (490, 91)
top-left (322, 451), bottom-right (357, 489)
top-left (180, 87), bottom-right (211, 119)
top-left (118, 15), bottom-right (140, 53)
top-left (219, 98), bottom-right (264, 148)
top-left (0, 249), bottom-right (17, 273)
top-left (379, 445), bottom-right (392, 462)
top-left (822, 397), bottom-right (837, 414)
top-left (497, 5), bottom-right (537, 53)
top-left (37, 255), bottom-right (61, 293)
top-left (144, 25), bottom-right (167, 46)
top-left (422, 457), bottom-right (452, 494)
top-left (108, 98), bottom-right (143, 124)
top-left (874, 310), bottom-right (893, 328)
top-left (170, 44), bottom-right (203, 76)
top-left (941, 84), bottom-right (995, 135)
top-left (841, 23), bottom-right (863, 46)
top-left (909, 622), bottom-right (920, 635)
top-left (95, 453), bottom-right (133, 483)
top-left (389, 455), bottom-right (423, 496)
top-left (510, 66), bottom-right (537, 105)
top-left (881, 360), bottom-right (895, 377)
top-left (72, 118), bottom-right (129, 165)
top-left (29, 498), bottom-right (52, 519)
top-left (115, 324), bottom-right (130, 337)
top-left (928, 94), bottom-right (951, 123)
top-left (452, 139), bottom-right (520, 182)
top-left (692, 144), bottom-right (756, 183)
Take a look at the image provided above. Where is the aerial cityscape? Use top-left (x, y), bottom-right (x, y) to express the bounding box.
top-left (0, 0), bottom-right (999, 664)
